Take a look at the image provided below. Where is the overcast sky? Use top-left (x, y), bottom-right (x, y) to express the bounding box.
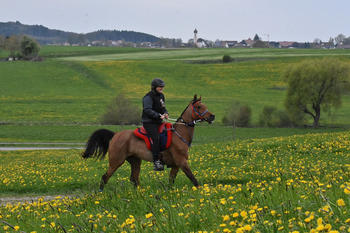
top-left (1, 0), bottom-right (348, 42)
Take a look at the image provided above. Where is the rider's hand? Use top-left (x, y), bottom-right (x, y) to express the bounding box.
top-left (164, 113), bottom-right (169, 119)
top-left (160, 114), bottom-right (166, 120)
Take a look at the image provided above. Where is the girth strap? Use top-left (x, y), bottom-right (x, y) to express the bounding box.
top-left (172, 129), bottom-right (192, 147)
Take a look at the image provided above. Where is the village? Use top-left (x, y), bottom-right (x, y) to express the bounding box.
top-left (84, 29), bottom-right (350, 49)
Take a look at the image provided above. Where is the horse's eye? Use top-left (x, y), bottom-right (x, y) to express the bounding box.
top-left (197, 106), bottom-right (201, 109)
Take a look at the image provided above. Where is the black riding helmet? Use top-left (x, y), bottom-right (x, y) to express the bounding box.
top-left (151, 78), bottom-right (165, 91)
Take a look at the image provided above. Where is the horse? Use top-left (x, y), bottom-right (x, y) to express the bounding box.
top-left (81, 95), bottom-right (215, 191)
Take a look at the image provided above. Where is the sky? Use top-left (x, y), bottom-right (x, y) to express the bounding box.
top-left (1, 0), bottom-right (349, 43)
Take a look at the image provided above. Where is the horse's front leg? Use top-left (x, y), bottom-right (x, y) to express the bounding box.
top-left (169, 167), bottom-right (179, 185)
top-left (180, 161), bottom-right (199, 187)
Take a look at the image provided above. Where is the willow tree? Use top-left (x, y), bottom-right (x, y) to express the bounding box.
top-left (284, 58), bottom-right (350, 128)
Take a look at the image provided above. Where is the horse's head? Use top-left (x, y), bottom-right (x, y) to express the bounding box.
top-left (190, 94), bottom-right (215, 124)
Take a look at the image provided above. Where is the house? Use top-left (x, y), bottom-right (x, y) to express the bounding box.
top-left (196, 38), bottom-right (208, 48)
top-left (279, 41), bottom-right (296, 48)
top-left (221, 41), bottom-right (238, 48)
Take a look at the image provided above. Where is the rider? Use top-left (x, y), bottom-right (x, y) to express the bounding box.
top-left (142, 78), bottom-right (169, 171)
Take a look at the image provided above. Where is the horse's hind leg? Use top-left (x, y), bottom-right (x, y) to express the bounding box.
top-left (99, 160), bottom-right (125, 192)
top-left (126, 156), bottom-right (141, 187)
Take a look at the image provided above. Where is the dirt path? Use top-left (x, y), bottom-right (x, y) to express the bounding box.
top-left (0, 194), bottom-right (77, 205)
top-left (0, 147), bottom-right (83, 151)
top-left (0, 142), bottom-right (84, 151)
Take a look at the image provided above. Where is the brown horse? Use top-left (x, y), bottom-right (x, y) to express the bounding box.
top-left (82, 95), bottom-right (215, 191)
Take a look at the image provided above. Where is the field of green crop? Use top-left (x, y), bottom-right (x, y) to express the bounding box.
top-left (1, 132), bottom-right (350, 232)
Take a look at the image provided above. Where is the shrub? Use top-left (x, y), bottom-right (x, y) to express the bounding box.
top-left (101, 94), bottom-right (141, 125)
top-left (20, 36), bottom-right (40, 60)
top-left (259, 106), bottom-right (293, 127)
top-left (222, 101), bottom-right (251, 127)
top-left (222, 55), bottom-right (232, 63)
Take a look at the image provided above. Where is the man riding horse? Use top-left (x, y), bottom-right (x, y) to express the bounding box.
top-left (142, 78), bottom-right (168, 171)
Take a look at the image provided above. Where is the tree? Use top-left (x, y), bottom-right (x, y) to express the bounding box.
top-left (222, 101), bottom-right (252, 127)
top-left (328, 37), bottom-right (335, 48)
top-left (335, 34), bottom-right (346, 46)
top-left (20, 36), bottom-right (40, 59)
top-left (343, 37), bottom-right (350, 45)
top-left (252, 40), bottom-right (268, 48)
top-left (0, 35), bottom-right (5, 49)
top-left (101, 94), bottom-right (141, 125)
top-left (253, 34), bottom-right (260, 41)
top-left (5, 35), bottom-right (21, 56)
top-left (284, 58), bottom-right (350, 128)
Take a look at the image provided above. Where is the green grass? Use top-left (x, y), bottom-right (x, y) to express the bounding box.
top-left (2, 51), bottom-right (350, 126)
top-left (39, 46), bottom-right (164, 58)
top-left (0, 123), bottom-right (348, 144)
top-left (60, 48), bottom-right (350, 61)
top-left (0, 131), bottom-right (349, 232)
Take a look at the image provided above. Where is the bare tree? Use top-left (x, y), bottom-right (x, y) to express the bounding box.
top-left (335, 34), bottom-right (346, 46)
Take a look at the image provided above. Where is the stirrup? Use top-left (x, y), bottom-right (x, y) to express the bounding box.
top-left (153, 160), bottom-right (164, 171)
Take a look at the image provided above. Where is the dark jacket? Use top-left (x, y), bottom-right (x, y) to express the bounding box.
top-left (142, 91), bottom-right (168, 124)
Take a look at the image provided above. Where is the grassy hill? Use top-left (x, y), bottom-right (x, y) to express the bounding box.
top-left (1, 47), bottom-right (350, 126)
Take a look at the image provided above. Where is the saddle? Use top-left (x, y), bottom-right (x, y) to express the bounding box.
top-left (133, 122), bottom-right (173, 151)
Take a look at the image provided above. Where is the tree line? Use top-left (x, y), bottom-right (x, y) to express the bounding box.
top-left (0, 21), bottom-right (160, 45)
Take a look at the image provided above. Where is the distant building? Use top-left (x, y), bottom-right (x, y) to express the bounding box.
top-left (221, 41), bottom-right (238, 48)
top-left (194, 29), bottom-right (198, 47)
top-left (279, 41), bottom-right (296, 48)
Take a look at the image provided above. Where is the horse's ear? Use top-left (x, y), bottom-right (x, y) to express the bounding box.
top-left (193, 94), bottom-right (197, 102)
top-left (199, 96), bottom-right (202, 101)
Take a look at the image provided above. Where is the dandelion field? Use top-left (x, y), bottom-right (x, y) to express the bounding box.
top-left (1, 131), bottom-right (350, 232)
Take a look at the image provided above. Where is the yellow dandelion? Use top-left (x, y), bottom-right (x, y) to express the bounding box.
top-left (243, 225), bottom-right (252, 231)
top-left (337, 199), bottom-right (345, 207)
top-left (14, 226), bottom-right (20, 231)
top-left (240, 210), bottom-right (247, 218)
top-left (145, 213), bottom-right (153, 219)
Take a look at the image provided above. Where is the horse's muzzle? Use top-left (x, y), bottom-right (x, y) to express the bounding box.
top-left (207, 114), bottom-right (215, 124)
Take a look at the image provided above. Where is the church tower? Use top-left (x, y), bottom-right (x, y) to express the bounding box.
top-left (194, 28), bottom-right (198, 47)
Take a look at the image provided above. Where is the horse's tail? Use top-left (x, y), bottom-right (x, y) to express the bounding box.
top-left (81, 129), bottom-right (115, 160)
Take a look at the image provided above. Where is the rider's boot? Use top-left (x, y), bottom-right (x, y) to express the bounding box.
top-left (153, 154), bottom-right (164, 171)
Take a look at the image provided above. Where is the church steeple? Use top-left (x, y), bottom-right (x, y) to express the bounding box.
top-left (194, 28), bottom-right (198, 47)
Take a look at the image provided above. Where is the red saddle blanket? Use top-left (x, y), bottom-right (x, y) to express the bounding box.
top-left (133, 122), bottom-right (173, 151)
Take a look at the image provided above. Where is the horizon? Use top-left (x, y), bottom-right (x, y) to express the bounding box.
top-left (1, 0), bottom-right (349, 43)
top-left (1, 20), bottom-right (342, 44)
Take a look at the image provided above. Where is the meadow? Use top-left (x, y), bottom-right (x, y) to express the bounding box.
top-left (0, 131), bottom-right (350, 232)
top-left (1, 47), bottom-right (350, 126)
top-left (1, 46), bottom-right (350, 232)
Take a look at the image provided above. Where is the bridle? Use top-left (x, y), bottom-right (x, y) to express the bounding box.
top-left (168, 100), bottom-right (210, 147)
top-left (191, 102), bottom-right (209, 120)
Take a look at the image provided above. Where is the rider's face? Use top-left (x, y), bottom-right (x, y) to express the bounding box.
top-left (156, 86), bottom-right (164, 93)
